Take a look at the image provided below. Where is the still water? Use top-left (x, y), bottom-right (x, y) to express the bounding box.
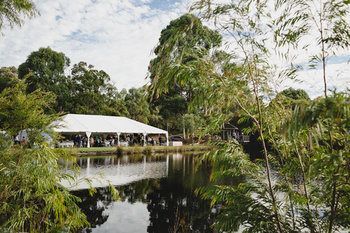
top-left (69, 153), bottom-right (214, 233)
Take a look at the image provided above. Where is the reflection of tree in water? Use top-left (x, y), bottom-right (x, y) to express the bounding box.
top-left (118, 179), bottom-right (160, 203)
top-left (147, 178), bottom-right (213, 233)
top-left (74, 154), bottom-right (214, 233)
top-left (74, 179), bottom-right (160, 232)
top-left (73, 188), bottom-right (113, 233)
top-left (147, 156), bottom-right (214, 233)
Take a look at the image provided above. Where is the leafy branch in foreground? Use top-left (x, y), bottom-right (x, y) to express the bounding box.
top-left (198, 142), bottom-right (295, 233)
top-left (286, 92), bottom-right (350, 232)
top-left (274, 0), bottom-right (350, 97)
top-left (191, 0), bottom-right (287, 231)
top-left (0, 0), bottom-right (37, 30)
top-left (0, 80), bottom-right (119, 232)
top-left (197, 92), bottom-right (350, 232)
top-left (186, 0), bottom-right (350, 232)
top-left (0, 147), bottom-right (88, 232)
top-left (0, 80), bottom-right (87, 232)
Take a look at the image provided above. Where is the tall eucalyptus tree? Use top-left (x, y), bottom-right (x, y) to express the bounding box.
top-left (148, 13), bottom-right (222, 100)
top-left (148, 13), bottom-right (224, 135)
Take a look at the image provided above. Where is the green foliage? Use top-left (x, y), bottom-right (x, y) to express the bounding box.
top-left (148, 13), bottom-right (247, 136)
top-left (18, 47), bottom-right (70, 91)
top-left (0, 0), bottom-right (37, 29)
top-left (0, 81), bottom-right (90, 232)
top-left (279, 87), bottom-right (310, 101)
top-left (68, 61), bottom-right (123, 116)
top-left (18, 47), bottom-right (71, 113)
top-left (149, 13), bottom-right (222, 99)
top-left (15, 47), bottom-right (161, 125)
top-left (274, 0), bottom-right (350, 97)
top-left (0, 147), bottom-right (88, 232)
top-left (197, 91), bottom-right (350, 232)
top-left (123, 87), bottom-right (161, 124)
top-left (148, 13), bottom-right (223, 131)
top-left (16, 48), bottom-right (150, 119)
top-left (0, 66), bottom-right (19, 92)
top-left (198, 142), bottom-right (293, 233)
top-left (189, 2), bottom-right (285, 230)
top-left (160, 1), bottom-right (350, 232)
top-left (0, 80), bottom-right (56, 141)
top-left (150, 91), bottom-right (187, 134)
top-left (287, 92), bottom-right (350, 232)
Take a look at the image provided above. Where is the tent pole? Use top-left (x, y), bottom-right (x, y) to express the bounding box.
top-left (117, 133), bottom-right (120, 146)
top-left (86, 131), bottom-right (91, 148)
top-left (143, 133), bottom-right (147, 147)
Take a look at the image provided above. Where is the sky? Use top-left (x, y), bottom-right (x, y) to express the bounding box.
top-left (0, 0), bottom-right (189, 90)
top-left (0, 0), bottom-right (349, 98)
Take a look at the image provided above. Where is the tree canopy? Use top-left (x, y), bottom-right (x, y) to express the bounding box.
top-left (4, 47), bottom-right (165, 129)
top-left (18, 47), bottom-right (70, 92)
top-left (123, 87), bottom-right (161, 125)
top-left (279, 87), bottom-right (310, 101)
top-left (148, 13), bottom-right (226, 135)
top-left (0, 66), bottom-right (18, 92)
top-left (148, 13), bottom-right (222, 99)
top-left (68, 61), bottom-right (121, 115)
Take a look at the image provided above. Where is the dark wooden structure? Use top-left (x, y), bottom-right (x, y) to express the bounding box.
top-left (221, 123), bottom-right (250, 143)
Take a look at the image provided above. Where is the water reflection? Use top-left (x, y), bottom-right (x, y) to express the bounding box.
top-left (62, 155), bottom-right (169, 190)
top-left (71, 153), bottom-right (214, 233)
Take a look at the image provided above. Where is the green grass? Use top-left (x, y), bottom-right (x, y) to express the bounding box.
top-left (58, 144), bottom-right (211, 156)
top-left (77, 147), bottom-right (117, 153)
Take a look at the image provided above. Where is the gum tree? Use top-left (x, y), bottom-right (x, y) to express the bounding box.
top-left (148, 13), bottom-right (223, 135)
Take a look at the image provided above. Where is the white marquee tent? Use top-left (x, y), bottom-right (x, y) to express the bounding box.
top-left (53, 114), bottom-right (168, 147)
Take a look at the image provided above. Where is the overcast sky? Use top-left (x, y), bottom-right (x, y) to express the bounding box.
top-left (0, 0), bottom-right (349, 98)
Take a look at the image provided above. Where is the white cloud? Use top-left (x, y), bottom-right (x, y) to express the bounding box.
top-left (280, 63), bottom-right (350, 98)
top-left (0, 0), bottom-right (189, 90)
top-left (0, 0), bottom-right (348, 98)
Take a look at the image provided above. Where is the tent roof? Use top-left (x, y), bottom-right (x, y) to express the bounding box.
top-left (53, 114), bottom-right (167, 135)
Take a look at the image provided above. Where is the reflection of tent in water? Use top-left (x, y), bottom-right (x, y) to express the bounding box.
top-left (61, 155), bottom-right (169, 190)
top-left (52, 114), bottom-right (169, 147)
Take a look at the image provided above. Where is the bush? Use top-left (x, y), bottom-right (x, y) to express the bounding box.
top-left (0, 146), bottom-right (88, 232)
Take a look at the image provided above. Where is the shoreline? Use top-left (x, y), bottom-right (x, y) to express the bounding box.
top-left (58, 145), bottom-right (211, 156)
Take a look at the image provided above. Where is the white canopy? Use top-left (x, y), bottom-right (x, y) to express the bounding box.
top-left (53, 114), bottom-right (168, 135)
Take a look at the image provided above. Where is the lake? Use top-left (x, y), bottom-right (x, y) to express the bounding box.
top-left (68, 153), bottom-right (215, 233)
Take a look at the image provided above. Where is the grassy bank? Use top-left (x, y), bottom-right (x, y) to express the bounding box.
top-left (59, 145), bottom-right (211, 156)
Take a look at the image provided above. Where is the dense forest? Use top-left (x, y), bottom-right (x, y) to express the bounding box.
top-left (0, 0), bottom-right (349, 232)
